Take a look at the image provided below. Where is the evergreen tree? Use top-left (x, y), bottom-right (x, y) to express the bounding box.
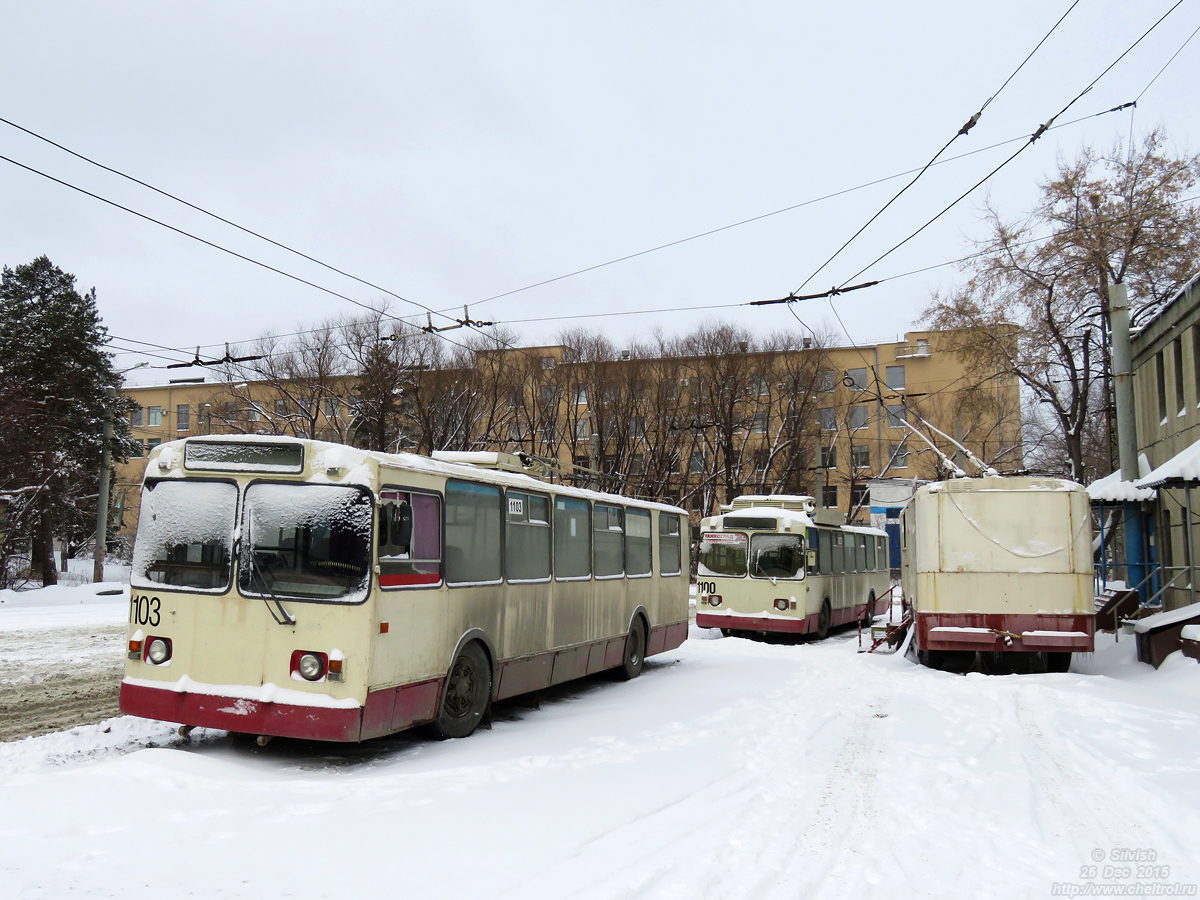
top-left (0, 256), bottom-right (130, 586)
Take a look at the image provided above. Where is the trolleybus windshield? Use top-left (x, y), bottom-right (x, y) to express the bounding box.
top-left (238, 483), bottom-right (373, 602)
top-left (749, 533), bottom-right (805, 579)
top-left (698, 532), bottom-right (748, 577)
top-left (132, 479), bottom-right (238, 591)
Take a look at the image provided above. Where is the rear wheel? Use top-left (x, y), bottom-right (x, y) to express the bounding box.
top-left (433, 642), bottom-right (491, 740)
top-left (816, 600), bottom-right (832, 640)
top-left (616, 619), bottom-right (646, 680)
top-left (860, 592), bottom-right (876, 629)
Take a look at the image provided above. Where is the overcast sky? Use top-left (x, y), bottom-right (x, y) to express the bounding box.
top-left (2, 1), bottom-right (1197, 384)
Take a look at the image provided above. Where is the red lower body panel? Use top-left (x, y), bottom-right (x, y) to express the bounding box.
top-left (917, 612), bottom-right (1095, 653)
top-left (119, 681), bottom-right (366, 742)
top-left (121, 619), bottom-right (690, 742)
top-left (697, 600), bottom-right (870, 635)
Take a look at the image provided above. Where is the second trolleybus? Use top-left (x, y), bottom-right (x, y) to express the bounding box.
top-left (119, 436), bottom-right (689, 743)
top-left (694, 494), bottom-right (890, 638)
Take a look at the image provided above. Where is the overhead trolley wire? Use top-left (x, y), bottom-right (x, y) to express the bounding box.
top-left (0, 114), bottom-right (460, 330)
top-left (788, 0), bottom-right (1083, 298)
top-left (835, 0), bottom-right (1186, 290)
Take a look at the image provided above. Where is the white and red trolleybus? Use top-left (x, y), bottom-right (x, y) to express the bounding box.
top-left (119, 436), bottom-right (688, 742)
top-left (900, 476), bottom-right (1095, 673)
top-left (694, 495), bottom-right (890, 639)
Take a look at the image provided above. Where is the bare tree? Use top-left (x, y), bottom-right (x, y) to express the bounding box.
top-left (924, 129), bottom-right (1200, 481)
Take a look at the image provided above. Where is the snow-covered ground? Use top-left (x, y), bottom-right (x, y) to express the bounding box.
top-left (1, 586), bottom-right (1198, 899)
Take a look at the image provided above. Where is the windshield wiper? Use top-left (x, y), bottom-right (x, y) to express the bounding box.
top-left (245, 509), bottom-right (295, 627)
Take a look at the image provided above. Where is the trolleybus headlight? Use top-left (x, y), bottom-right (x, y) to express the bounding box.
top-left (297, 652), bottom-right (326, 681)
top-left (709, 594), bottom-right (722, 607)
top-left (146, 637), bottom-right (172, 665)
top-left (774, 598), bottom-right (789, 612)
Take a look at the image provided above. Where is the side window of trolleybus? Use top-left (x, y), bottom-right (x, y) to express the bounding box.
top-left (750, 533), bottom-right (805, 580)
top-left (445, 481), bottom-right (502, 585)
top-left (554, 496), bottom-right (591, 580)
top-left (131, 480), bottom-right (238, 591)
top-left (379, 490), bottom-right (442, 588)
top-left (698, 531), bottom-right (747, 577)
top-left (594, 503), bottom-right (625, 578)
top-left (659, 514), bottom-right (682, 576)
top-left (626, 508), bottom-right (652, 577)
top-left (506, 490), bottom-right (551, 582)
top-left (239, 483), bottom-right (373, 601)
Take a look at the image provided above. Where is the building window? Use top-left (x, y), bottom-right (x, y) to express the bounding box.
top-left (147, 406), bottom-right (162, 427)
top-left (753, 376), bottom-right (770, 396)
top-left (849, 406), bottom-right (869, 430)
top-left (130, 406), bottom-right (143, 428)
top-left (176, 404), bottom-right (190, 431)
top-left (1157, 351), bottom-right (1168, 421)
top-left (147, 438), bottom-right (162, 450)
top-left (817, 370), bottom-right (837, 392)
top-left (1174, 337), bottom-right (1186, 416)
top-left (573, 386), bottom-right (588, 406)
top-left (668, 452), bottom-right (681, 474)
top-left (324, 396), bottom-right (339, 418)
top-left (752, 410), bottom-right (769, 434)
top-left (846, 368), bottom-right (869, 390)
top-left (820, 445), bottom-right (837, 468)
top-left (888, 444), bottom-right (909, 468)
top-left (247, 406), bottom-right (260, 422)
top-left (689, 450), bottom-right (707, 473)
top-left (1193, 327), bottom-right (1200, 408)
top-left (631, 416), bottom-right (646, 440)
top-left (886, 365), bottom-right (905, 391)
top-left (850, 485), bottom-right (868, 509)
top-left (540, 384), bottom-right (558, 407)
top-left (575, 418), bottom-right (591, 441)
top-left (508, 420), bottom-right (524, 442)
top-left (275, 399), bottom-right (289, 417)
top-left (851, 444), bottom-right (870, 468)
top-left (541, 356), bottom-right (555, 369)
top-left (885, 404), bottom-right (906, 427)
top-left (819, 408), bottom-right (837, 431)
top-left (822, 485), bottom-right (838, 508)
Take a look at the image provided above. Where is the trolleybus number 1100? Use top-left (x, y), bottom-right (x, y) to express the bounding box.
top-left (696, 581), bottom-right (718, 596)
top-left (129, 594), bottom-right (162, 627)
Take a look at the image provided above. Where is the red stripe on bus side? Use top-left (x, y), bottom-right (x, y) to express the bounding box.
top-left (379, 573), bottom-right (441, 587)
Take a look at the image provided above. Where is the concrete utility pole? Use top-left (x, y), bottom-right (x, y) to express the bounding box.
top-left (1109, 283), bottom-right (1147, 599)
top-left (93, 388), bottom-right (115, 584)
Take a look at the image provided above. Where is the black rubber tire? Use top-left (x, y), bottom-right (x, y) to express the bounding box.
top-left (860, 592), bottom-right (876, 629)
top-left (433, 642), bottom-right (492, 740)
top-left (720, 627), bottom-right (733, 637)
top-left (816, 600), bottom-right (832, 640)
top-left (616, 619), bottom-right (646, 681)
top-left (1046, 651), bottom-right (1072, 673)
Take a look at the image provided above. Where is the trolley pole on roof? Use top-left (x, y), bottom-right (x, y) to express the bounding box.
top-left (1109, 283), bottom-right (1148, 601)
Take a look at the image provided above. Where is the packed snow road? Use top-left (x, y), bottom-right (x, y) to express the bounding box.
top-left (1, 588), bottom-right (1198, 899)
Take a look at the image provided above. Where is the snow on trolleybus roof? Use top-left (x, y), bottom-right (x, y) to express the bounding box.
top-left (145, 435), bottom-right (687, 515)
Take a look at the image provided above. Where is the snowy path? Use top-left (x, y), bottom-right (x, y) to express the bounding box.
top-left (1, 590), bottom-right (1198, 899)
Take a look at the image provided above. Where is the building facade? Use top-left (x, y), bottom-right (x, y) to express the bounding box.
top-left (1132, 273), bottom-right (1200, 608)
top-left (116, 329), bottom-right (1021, 538)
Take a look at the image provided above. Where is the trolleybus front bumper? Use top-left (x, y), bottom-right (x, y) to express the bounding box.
top-left (916, 613), bottom-right (1094, 653)
top-left (697, 610), bottom-right (812, 633)
top-left (119, 678), bottom-right (444, 743)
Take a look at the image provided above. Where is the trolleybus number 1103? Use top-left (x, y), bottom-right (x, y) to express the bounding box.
top-left (129, 594), bottom-right (162, 627)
